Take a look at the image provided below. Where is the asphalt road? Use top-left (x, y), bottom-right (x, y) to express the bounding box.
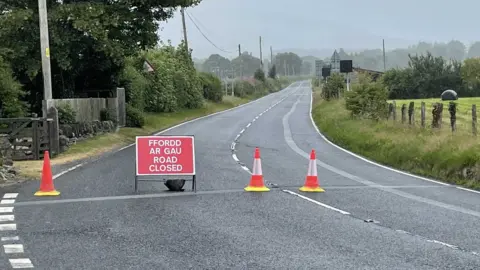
top-left (1, 81), bottom-right (480, 269)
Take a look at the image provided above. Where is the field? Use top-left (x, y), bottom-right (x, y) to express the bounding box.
top-left (391, 97), bottom-right (480, 134)
top-left (312, 92), bottom-right (480, 189)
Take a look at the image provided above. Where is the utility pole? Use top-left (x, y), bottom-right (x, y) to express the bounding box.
top-left (259, 36), bottom-right (263, 69)
top-left (180, 7), bottom-right (189, 54)
top-left (270, 46), bottom-right (273, 69)
top-left (38, 0), bottom-right (52, 117)
top-left (382, 39), bottom-right (386, 71)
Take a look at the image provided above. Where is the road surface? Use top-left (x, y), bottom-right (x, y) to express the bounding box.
top-left (1, 81), bottom-right (480, 269)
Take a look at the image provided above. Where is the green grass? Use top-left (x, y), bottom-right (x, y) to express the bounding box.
top-left (391, 97), bottom-right (480, 135)
top-left (15, 95), bottom-right (253, 179)
top-left (312, 93), bottom-right (480, 190)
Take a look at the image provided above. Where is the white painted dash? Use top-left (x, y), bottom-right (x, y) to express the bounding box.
top-left (9, 258), bottom-right (34, 268)
top-left (1, 236), bottom-right (19, 241)
top-left (4, 244), bottom-right (24, 254)
top-left (3, 193), bottom-right (18, 199)
top-left (239, 128), bottom-right (245, 134)
top-left (0, 199), bottom-right (15, 204)
top-left (0, 207), bottom-right (13, 213)
top-left (232, 154), bottom-right (239, 162)
top-left (0, 215), bottom-right (15, 222)
top-left (246, 123), bottom-right (251, 128)
top-left (0, 223), bottom-right (17, 231)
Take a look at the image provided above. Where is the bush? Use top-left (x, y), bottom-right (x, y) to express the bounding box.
top-left (57, 103), bottom-right (76, 124)
top-left (322, 73), bottom-right (345, 101)
top-left (198, 72), bottom-right (223, 102)
top-left (126, 104), bottom-right (145, 128)
top-left (120, 57), bottom-right (148, 111)
top-left (254, 68), bottom-right (266, 82)
top-left (345, 74), bottom-right (389, 120)
top-left (100, 108), bottom-right (117, 123)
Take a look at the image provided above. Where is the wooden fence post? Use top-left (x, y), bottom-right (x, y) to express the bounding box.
top-left (392, 101), bottom-right (396, 121)
top-left (421, 102), bottom-right (426, 128)
top-left (408, 102), bottom-right (414, 125)
top-left (448, 102), bottom-right (456, 132)
top-left (473, 104), bottom-right (477, 136)
top-left (401, 104), bottom-right (407, 124)
top-left (439, 103), bottom-right (443, 128)
top-left (432, 103), bottom-right (441, 128)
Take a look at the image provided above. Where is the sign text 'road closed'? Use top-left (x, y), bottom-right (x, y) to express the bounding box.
top-left (135, 135), bottom-right (195, 175)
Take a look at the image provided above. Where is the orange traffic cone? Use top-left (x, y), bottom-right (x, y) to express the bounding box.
top-left (244, 147), bottom-right (270, 192)
top-left (299, 149), bottom-right (325, 192)
top-left (34, 151), bottom-right (60, 196)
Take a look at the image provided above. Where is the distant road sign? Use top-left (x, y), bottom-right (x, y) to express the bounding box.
top-left (136, 135), bottom-right (195, 176)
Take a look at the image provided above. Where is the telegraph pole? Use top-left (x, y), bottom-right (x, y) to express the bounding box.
top-left (382, 39), bottom-right (386, 71)
top-left (38, 0), bottom-right (52, 117)
top-left (180, 7), bottom-right (189, 53)
top-left (259, 36), bottom-right (263, 69)
top-left (270, 46), bottom-right (273, 70)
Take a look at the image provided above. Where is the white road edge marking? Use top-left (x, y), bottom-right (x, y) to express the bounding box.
top-left (0, 215), bottom-right (15, 222)
top-left (307, 85), bottom-right (451, 187)
top-left (9, 258), bottom-right (34, 268)
top-left (456, 186), bottom-right (480, 194)
top-left (4, 244), bottom-right (24, 254)
top-left (282, 190), bottom-right (350, 215)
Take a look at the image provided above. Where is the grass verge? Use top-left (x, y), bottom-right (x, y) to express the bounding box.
top-left (312, 93), bottom-right (480, 190)
top-left (15, 95), bottom-right (254, 179)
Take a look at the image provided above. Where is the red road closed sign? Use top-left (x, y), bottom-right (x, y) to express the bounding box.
top-left (135, 135), bottom-right (195, 176)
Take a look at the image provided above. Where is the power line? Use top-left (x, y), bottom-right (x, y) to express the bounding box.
top-left (184, 10), bottom-right (234, 54)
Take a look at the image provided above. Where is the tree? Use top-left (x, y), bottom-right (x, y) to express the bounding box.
top-left (274, 52), bottom-right (302, 76)
top-left (231, 52), bottom-right (262, 77)
top-left (0, 56), bottom-right (25, 117)
top-left (268, 64), bottom-right (276, 79)
top-left (461, 58), bottom-right (480, 96)
top-left (0, 0), bottom-right (202, 113)
top-left (202, 54), bottom-right (231, 74)
top-left (345, 74), bottom-right (388, 121)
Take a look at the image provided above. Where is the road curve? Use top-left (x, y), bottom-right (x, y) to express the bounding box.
top-left (1, 81), bottom-right (479, 269)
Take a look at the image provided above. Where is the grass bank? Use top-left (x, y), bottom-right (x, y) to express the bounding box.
top-left (312, 93), bottom-right (480, 190)
top-left (15, 95), bottom-right (254, 179)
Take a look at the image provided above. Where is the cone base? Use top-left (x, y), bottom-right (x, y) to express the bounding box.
top-left (299, 186), bottom-right (325, 192)
top-left (244, 185), bottom-right (270, 192)
top-left (34, 190), bottom-right (60, 196)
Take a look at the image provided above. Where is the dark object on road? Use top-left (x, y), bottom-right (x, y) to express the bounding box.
top-left (441, 89), bottom-right (458, 101)
top-left (164, 179), bottom-right (186, 191)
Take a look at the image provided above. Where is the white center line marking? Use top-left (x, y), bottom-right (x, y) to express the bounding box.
top-left (3, 193), bottom-right (18, 199)
top-left (1, 236), bottom-right (19, 241)
top-left (283, 190), bottom-right (351, 215)
top-left (0, 215), bottom-right (15, 222)
top-left (9, 258), bottom-right (34, 268)
top-left (0, 224), bottom-right (17, 231)
top-left (4, 244), bottom-right (24, 254)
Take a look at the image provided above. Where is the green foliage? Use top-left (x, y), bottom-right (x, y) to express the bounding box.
top-left (125, 104), bottom-right (145, 128)
top-left (268, 65), bottom-right (277, 79)
top-left (345, 74), bottom-right (389, 120)
top-left (0, 0), bottom-right (201, 114)
top-left (198, 72), bottom-right (223, 102)
top-left (322, 73), bottom-right (345, 101)
top-left (0, 56), bottom-right (26, 118)
top-left (100, 108), bottom-right (116, 123)
top-left (120, 57), bottom-right (148, 111)
top-left (274, 52), bottom-right (302, 76)
top-left (57, 104), bottom-right (76, 124)
top-left (254, 68), bottom-right (266, 82)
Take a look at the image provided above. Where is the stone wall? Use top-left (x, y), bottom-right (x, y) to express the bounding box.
top-left (59, 120), bottom-right (116, 152)
top-left (0, 134), bottom-right (17, 184)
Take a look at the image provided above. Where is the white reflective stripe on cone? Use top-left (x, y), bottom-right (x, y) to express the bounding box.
top-left (254, 158), bottom-right (263, 175)
top-left (311, 159), bottom-right (317, 176)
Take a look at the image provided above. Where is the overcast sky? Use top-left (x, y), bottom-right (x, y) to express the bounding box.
top-left (158, 0), bottom-right (479, 59)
